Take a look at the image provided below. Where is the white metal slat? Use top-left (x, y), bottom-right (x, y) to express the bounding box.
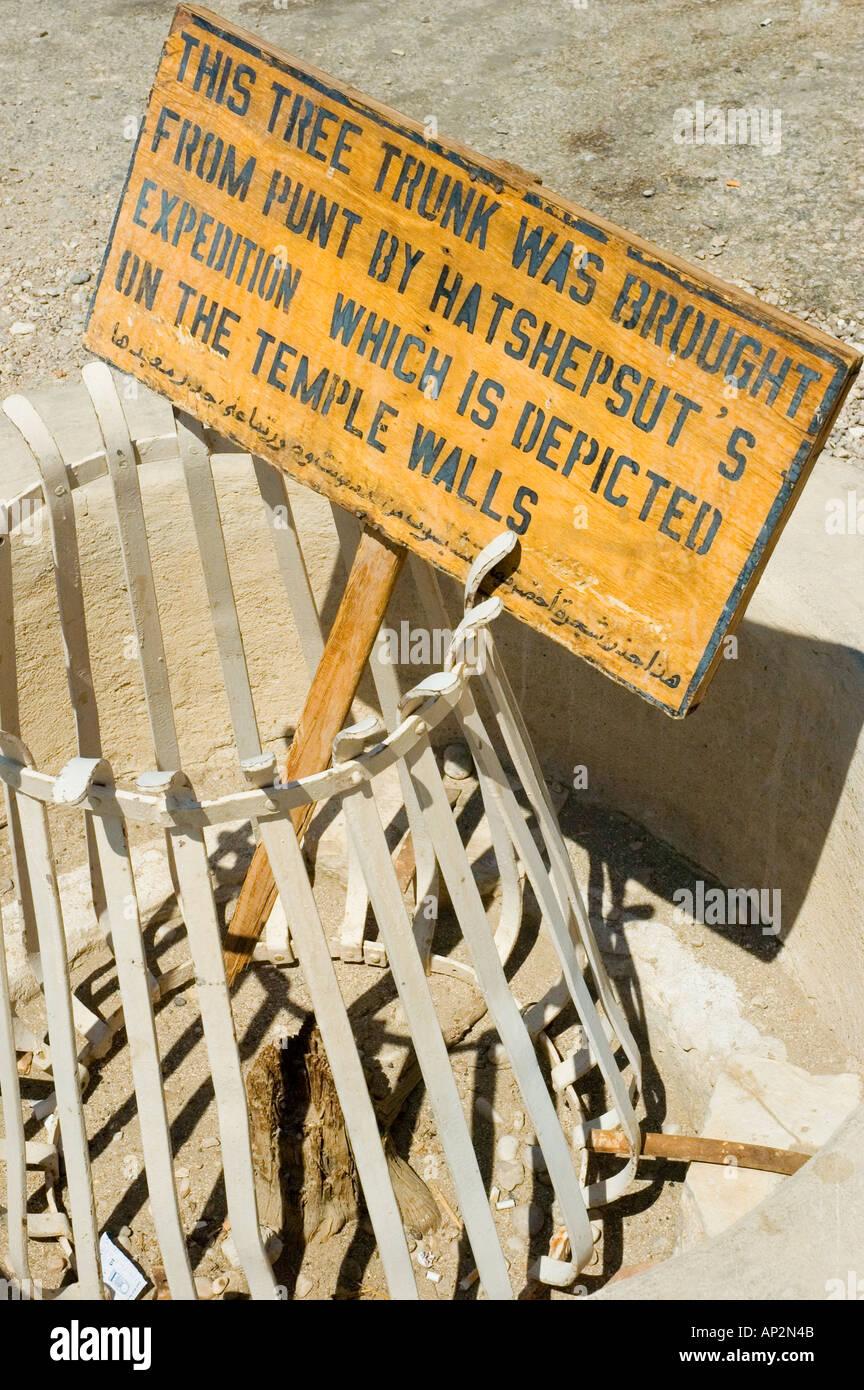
top-left (447, 590), bottom-right (642, 1192)
top-left (483, 644), bottom-right (643, 1080)
top-left (251, 454), bottom-right (330, 964)
top-left (178, 422), bottom-right (290, 956)
top-left (178, 425), bottom-right (299, 960)
top-left (177, 415), bottom-right (261, 763)
top-left (0, 527), bottom-right (38, 958)
top-left (251, 456), bottom-right (325, 675)
top-left (53, 756), bottom-right (196, 1300)
top-left (340, 833), bottom-right (370, 963)
top-left (96, 817), bottom-right (200, 1296)
top-left (1, 397), bottom-right (109, 948)
top-left (421, 567), bottom-right (527, 970)
top-left (0, 898), bottom-right (30, 1286)
top-left (475, 770), bottom-right (525, 966)
top-left (0, 732), bottom-right (102, 1297)
top-left (399, 719), bottom-right (595, 1272)
top-left (136, 770), bottom-right (278, 1301)
top-left (455, 689), bottom-right (640, 1158)
top-left (1, 399), bottom-right (101, 756)
top-left (81, 364), bottom-right (180, 771)
top-left (81, 365), bottom-right (185, 922)
top-left (338, 766), bottom-right (513, 1299)
top-left (2, 399), bottom-right (115, 1059)
top-left (332, 510), bottom-right (440, 965)
top-left (458, 647), bottom-right (641, 1203)
top-left (426, 573), bottom-right (527, 972)
top-left (0, 790), bottom-right (35, 957)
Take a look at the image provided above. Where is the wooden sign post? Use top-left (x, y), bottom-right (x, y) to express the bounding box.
top-left (84, 6), bottom-right (860, 968)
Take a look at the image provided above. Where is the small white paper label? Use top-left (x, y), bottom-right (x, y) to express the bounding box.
top-left (99, 1232), bottom-right (148, 1301)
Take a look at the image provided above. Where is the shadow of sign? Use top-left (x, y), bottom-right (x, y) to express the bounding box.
top-left (495, 607), bottom-right (863, 956)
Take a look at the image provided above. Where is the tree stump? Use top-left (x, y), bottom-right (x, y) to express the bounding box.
top-left (245, 1015), bottom-right (443, 1257)
top-left (246, 1018), bottom-right (360, 1248)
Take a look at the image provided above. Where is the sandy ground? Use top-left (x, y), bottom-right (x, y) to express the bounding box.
top-left (1, 0), bottom-right (863, 469)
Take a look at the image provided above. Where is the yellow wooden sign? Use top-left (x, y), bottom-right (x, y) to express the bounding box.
top-left (84, 4), bottom-right (860, 715)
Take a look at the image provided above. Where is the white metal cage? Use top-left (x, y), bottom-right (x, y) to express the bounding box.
top-left (0, 365), bottom-right (642, 1300)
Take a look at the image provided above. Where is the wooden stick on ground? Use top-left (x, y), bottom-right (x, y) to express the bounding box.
top-left (587, 1128), bottom-right (810, 1177)
top-left (222, 527), bottom-right (405, 987)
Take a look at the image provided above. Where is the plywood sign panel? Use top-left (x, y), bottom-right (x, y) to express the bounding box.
top-left (84, 4), bottom-right (861, 715)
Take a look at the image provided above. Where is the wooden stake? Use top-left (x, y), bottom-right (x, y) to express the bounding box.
top-left (587, 1127), bottom-right (809, 1177)
top-left (222, 527), bottom-right (405, 987)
